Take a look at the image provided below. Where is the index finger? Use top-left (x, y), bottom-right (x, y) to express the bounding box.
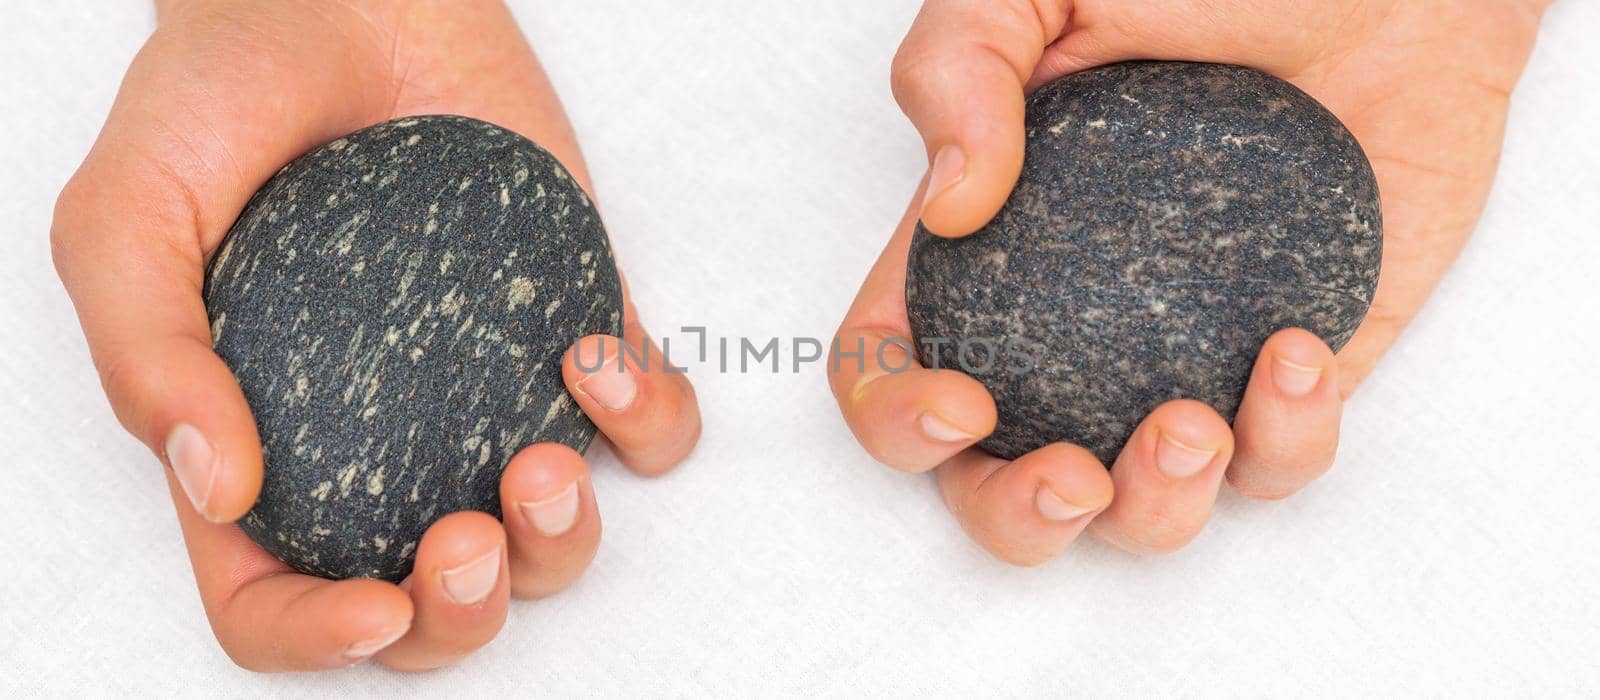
top-left (828, 181), bottom-right (996, 473)
top-left (890, 0), bottom-right (1073, 236)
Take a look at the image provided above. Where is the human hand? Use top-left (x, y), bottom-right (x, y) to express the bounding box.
top-left (51, 0), bottom-right (699, 671)
top-left (831, 0), bottom-right (1548, 564)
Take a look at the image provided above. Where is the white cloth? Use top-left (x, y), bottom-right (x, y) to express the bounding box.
top-left (2, 0), bottom-right (1597, 695)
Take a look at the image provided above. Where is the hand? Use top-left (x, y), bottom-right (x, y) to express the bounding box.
top-left (831, 0), bottom-right (1548, 564)
top-left (51, 0), bottom-right (699, 671)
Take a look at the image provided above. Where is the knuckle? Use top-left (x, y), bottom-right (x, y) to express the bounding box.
top-left (95, 348), bottom-right (155, 434)
top-left (209, 624), bottom-right (271, 672)
top-left (509, 549), bottom-right (595, 600)
top-left (988, 541), bottom-right (1054, 568)
top-left (888, 47), bottom-right (938, 108)
top-left (49, 173), bottom-right (96, 281)
top-left (1234, 482), bottom-right (1299, 502)
top-left (1118, 508), bottom-right (1207, 555)
top-left (1226, 454), bottom-right (1328, 501)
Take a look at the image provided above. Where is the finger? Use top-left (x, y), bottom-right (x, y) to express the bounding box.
top-left (50, 7), bottom-right (400, 521)
top-left (53, 141), bottom-right (267, 524)
top-left (1089, 400), bottom-right (1234, 555)
top-left (936, 443), bottom-right (1114, 567)
top-left (890, 0), bottom-right (1072, 236)
top-left (169, 474), bottom-right (415, 672)
top-left (562, 293), bottom-right (701, 476)
top-left (375, 512), bottom-right (510, 672)
top-left (499, 443), bottom-right (602, 598)
top-left (829, 191), bottom-right (996, 472)
top-left (1226, 329), bottom-right (1343, 500)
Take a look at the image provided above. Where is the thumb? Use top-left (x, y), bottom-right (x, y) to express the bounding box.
top-left (890, 0), bottom-right (1072, 237)
top-left (51, 7), bottom-right (395, 523)
top-left (53, 168), bottom-right (263, 525)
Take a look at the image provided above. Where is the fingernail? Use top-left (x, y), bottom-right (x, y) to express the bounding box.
top-left (519, 482), bottom-right (580, 537)
top-left (576, 351), bottom-right (637, 411)
top-left (440, 547), bottom-right (501, 606)
top-left (1036, 486), bottom-right (1094, 522)
top-left (1156, 432), bottom-right (1218, 479)
top-left (1273, 356), bottom-right (1324, 397)
top-left (164, 423), bottom-right (220, 521)
top-left (922, 144), bottom-right (966, 215)
top-left (919, 412), bottom-right (976, 443)
top-left (343, 623), bottom-right (410, 660)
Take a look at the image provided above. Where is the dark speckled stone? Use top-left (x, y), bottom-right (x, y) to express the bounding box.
top-left (906, 62), bottom-right (1382, 464)
top-left (205, 115), bottom-right (622, 581)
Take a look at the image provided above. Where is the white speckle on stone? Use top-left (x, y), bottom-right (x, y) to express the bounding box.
top-left (337, 462), bottom-right (359, 496)
top-left (405, 134), bottom-right (421, 146)
top-left (439, 287), bottom-right (464, 316)
top-left (507, 276), bottom-right (536, 311)
top-left (538, 392), bottom-right (571, 431)
top-left (457, 177), bottom-right (473, 193)
top-left (366, 467), bottom-right (385, 496)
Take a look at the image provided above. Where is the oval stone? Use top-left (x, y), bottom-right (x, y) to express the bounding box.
top-left (906, 62), bottom-right (1382, 464)
top-left (205, 115), bottom-right (622, 581)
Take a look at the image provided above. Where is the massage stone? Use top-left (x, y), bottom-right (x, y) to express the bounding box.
top-left (906, 62), bottom-right (1382, 463)
top-left (205, 115), bottom-right (621, 581)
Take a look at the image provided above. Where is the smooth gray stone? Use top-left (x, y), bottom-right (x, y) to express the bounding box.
top-left (206, 115), bottom-right (622, 581)
top-left (906, 62), bottom-right (1382, 464)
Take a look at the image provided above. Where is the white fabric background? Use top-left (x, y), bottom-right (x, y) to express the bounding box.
top-left (2, 1), bottom-right (1597, 695)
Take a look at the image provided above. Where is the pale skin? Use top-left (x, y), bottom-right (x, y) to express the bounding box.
top-left (51, 0), bottom-right (1552, 675)
top-left (830, 0), bottom-right (1552, 564)
top-left (51, 0), bottom-right (700, 671)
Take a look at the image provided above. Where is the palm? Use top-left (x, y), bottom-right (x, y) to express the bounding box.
top-left (1047, 0), bottom-right (1547, 392)
top-left (1288, 4), bottom-right (1540, 391)
top-left (177, 2), bottom-right (591, 258)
